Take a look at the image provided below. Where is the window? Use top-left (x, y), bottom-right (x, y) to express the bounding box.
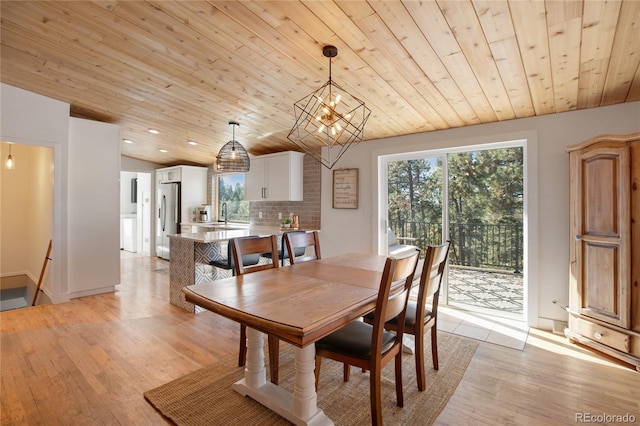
top-left (217, 174), bottom-right (249, 223)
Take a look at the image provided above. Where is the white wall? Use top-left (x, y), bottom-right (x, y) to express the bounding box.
top-left (121, 156), bottom-right (162, 173)
top-left (320, 101), bottom-right (640, 329)
top-left (1, 83), bottom-right (69, 302)
top-left (1, 143), bottom-right (31, 275)
top-left (1, 83), bottom-right (122, 302)
top-left (26, 146), bottom-right (54, 285)
top-left (0, 143), bottom-right (53, 289)
top-left (68, 118), bottom-right (121, 297)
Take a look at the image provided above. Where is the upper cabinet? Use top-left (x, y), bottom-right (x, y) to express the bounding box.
top-left (245, 151), bottom-right (304, 201)
top-left (157, 167), bottom-right (182, 183)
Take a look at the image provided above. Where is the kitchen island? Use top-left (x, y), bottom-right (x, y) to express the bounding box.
top-left (168, 226), bottom-right (288, 312)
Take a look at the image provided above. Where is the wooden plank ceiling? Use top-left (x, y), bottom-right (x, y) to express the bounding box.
top-left (1, 1), bottom-right (639, 166)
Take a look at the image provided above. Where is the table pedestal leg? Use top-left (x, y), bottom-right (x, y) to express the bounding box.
top-left (293, 345), bottom-right (318, 419)
top-left (233, 328), bottom-right (333, 426)
top-left (244, 325), bottom-right (266, 388)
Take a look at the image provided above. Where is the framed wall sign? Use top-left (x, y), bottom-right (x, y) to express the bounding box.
top-left (332, 168), bottom-right (359, 209)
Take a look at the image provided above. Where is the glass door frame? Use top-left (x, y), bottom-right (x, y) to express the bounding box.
top-left (377, 136), bottom-right (538, 326)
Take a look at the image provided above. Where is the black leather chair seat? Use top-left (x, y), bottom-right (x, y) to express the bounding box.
top-left (262, 247), bottom-right (305, 262)
top-left (210, 236), bottom-right (260, 273)
top-left (364, 302), bottom-right (433, 329)
top-left (315, 321), bottom-right (397, 360)
top-left (210, 253), bottom-right (260, 270)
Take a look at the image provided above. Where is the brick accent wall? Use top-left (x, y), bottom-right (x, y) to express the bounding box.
top-left (207, 153), bottom-right (321, 230)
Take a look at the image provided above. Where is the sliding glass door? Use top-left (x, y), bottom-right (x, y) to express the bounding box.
top-left (382, 143), bottom-right (525, 319)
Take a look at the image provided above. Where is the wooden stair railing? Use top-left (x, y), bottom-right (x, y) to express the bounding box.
top-left (32, 240), bottom-right (52, 306)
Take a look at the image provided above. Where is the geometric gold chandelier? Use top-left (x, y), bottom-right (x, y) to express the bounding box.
top-left (287, 45), bottom-right (371, 170)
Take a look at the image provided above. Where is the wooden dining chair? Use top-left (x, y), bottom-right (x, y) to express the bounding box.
top-left (262, 230), bottom-right (306, 266)
top-left (365, 242), bottom-right (450, 391)
top-left (209, 235), bottom-right (260, 277)
top-left (314, 249), bottom-right (420, 426)
top-left (231, 234), bottom-right (281, 384)
top-left (283, 230), bottom-right (321, 264)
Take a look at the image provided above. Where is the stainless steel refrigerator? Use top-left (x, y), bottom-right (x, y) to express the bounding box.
top-left (156, 182), bottom-right (180, 260)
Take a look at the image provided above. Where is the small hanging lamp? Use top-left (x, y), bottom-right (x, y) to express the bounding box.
top-left (215, 121), bottom-right (250, 173)
top-left (4, 143), bottom-right (15, 170)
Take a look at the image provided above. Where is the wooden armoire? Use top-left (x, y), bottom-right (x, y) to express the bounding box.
top-left (565, 132), bottom-right (640, 371)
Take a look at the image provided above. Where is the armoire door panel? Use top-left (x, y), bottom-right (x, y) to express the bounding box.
top-left (576, 144), bottom-right (630, 329)
top-left (582, 242), bottom-right (623, 324)
top-left (583, 155), bottom-right (618, 236)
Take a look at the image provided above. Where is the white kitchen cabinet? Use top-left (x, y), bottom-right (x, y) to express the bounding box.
top-left (245, 151), bottom-right (304, 201)
top-left (155, 165), bottom-right (208, 229)
top-left (157, 167), bottom-right (182, 183)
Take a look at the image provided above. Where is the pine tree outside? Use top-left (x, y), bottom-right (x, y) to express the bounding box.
top-left (217, 174), bottom-right (250, 222)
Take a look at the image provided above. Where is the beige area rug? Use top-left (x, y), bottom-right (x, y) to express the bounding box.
top-left (144, 332), bottom-right (478, 425)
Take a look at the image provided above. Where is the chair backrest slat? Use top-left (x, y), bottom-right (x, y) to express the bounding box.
top-left (231, 235), bottom-right (279, 275)
top-left (372, 250), bottom-right (420, 348)
top-left (284, 231), bottom-right (321, 265)
top-left (424, 244), bottom-right (450, 298)
top-left (226, 235), bottom-right (260, 270)
top-left (415, 242), bottom-right (450, 322)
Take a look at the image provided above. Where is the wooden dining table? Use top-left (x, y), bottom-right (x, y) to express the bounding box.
top-left (183, 252), bottom-right (391, 426)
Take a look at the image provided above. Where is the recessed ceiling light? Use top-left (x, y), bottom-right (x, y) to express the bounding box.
top-left (148, 129), bottom-right (160, 134)
top-left (123, 139), bottom-right (133, 144)
top-left (188, 141), bottom-right (198, 146)
top-left (159, 149), bottom-right (168, 153)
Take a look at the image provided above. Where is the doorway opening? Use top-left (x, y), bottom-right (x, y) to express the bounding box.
top-left (0, 142), bottom-right (54, 309)
top-left (120, 171), bottom-right (152, 257)
top-left (381, 141), bottom-right (526, 321)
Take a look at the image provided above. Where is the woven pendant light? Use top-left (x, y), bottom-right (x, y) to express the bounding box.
top-left (215, 121), bottom-right (250, 173)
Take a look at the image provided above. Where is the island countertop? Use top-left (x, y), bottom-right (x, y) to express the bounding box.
top-left (169, 229), bottom-right (250, 243)
top-left (168, 225), bottom-right (315, 312)
top-left (168, 225), bottom-right (291, 243)
top-left (179, 221), bottom-right (250, 228)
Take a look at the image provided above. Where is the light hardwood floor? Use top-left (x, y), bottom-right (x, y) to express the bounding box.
top-left (1, 255), bottom-right (638, 425)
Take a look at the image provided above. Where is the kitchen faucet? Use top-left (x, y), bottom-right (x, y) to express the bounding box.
top-left (221, 202), bottom-right (228, 225)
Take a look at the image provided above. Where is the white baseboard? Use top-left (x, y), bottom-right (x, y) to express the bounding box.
top-left (0, 271), bottom-right (30, 278)
top-left (67, 286), bottom-right (115, 299)
top-left (536, 317), bottom-right (555, 332)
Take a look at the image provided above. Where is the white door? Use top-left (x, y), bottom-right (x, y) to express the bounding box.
top-left (140, 189), bottom-right (151, 254)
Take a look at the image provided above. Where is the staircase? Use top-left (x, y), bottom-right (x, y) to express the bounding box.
top-left (1, 286), bottom-right (28, 311)
top-left (2, 240), bottom-right (53, 311)
top-left (0, 274), bottom-right (31, 311)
